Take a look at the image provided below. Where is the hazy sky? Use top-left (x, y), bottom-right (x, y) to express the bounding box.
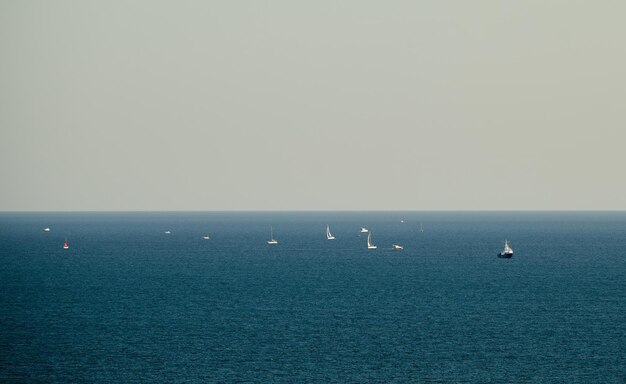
top-left (1, 1), bottom-right (625, 211)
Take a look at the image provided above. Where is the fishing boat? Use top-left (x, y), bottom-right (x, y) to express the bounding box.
top-left (498, 240), bottom-right (513, 258)
top-left (267, 226), bottom-right (278, 245)
top-left (392, 244), bottom-right (403, 250)
top-left (360, 227), bottom-right (369, 233)
top-left (63, 239), bottom-right (69, 249)
top-left (367, 232), bottom-right (377, 249)
top-left (326, 225), bottom-right (335, 240)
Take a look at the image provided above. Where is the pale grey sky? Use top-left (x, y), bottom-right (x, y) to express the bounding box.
top-left (1, 1), bottom-right (625, 211)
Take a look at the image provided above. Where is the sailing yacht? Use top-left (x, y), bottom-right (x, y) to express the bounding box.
top-left (326, 225), bottom-right (335, 240)
top-left (367, 232), bottom-right (377, 249)
top-left (63, 239), bottom-right (69, 249)
top-left (498, 240), bottom-right (513, 258)
top-left (267, 226), bottom-right (278, 245)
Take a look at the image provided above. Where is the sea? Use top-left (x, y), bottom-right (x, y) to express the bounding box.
top-left (1, 211), bottom-right (625, 383)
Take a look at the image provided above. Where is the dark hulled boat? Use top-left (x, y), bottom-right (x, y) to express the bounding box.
top-left (498, 240), bottom-right (513, 258)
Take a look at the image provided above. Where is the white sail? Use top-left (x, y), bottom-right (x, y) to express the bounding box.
top-left (503, 240), bottom-right (513, 254)
top-left (498, 239), bottom-right (513, 257)
top-left (326, 225), bottom-right (335, 240)
top-left (367, 232), bottom-right (377, 249)
top-left (267, 226), bottom-right (278, 245)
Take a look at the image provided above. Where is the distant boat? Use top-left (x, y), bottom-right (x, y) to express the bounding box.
top-left (63, 239), bottom-right (69, 249)
top-left (367, 232), bottom-right (377, 249)
top-left (202, 235), bottom-right (210, 240)
top-left (43, 227), bottom-right (51, 232)
top-left (360, 227), bottom-right (369, 233)
top-left (326, 225), bottom-right (335, 240)
top-left (267, 226), bottom-right (278, 245)
top-left (392, 244), bottom-right (403, 250)
top-left (498, 240), bottom-right (513, 258)
top-left (164, 230), bottom-right (171, 235)
top-left (419, 223), bottom-right (424, 232)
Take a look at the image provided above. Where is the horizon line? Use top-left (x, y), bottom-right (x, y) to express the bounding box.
top-left (2, 209), bottom-right (625, 214)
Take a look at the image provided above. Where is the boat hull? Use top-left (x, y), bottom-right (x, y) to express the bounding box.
top-left (497, 253), bottom-right (513, 258)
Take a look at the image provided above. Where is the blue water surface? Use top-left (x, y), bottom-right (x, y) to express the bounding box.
top-left (1, 211), bottom-right (625, 383)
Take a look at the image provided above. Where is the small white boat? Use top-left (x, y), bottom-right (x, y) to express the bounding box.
top-left (202, 235), bottom-right (210, 240)
top-left (164, 230), bottom-right (171, 235)
top-left (267, 226), bottom-right (278, 245)
top-left (326, 225), bottom-right (335, 240)
top-left (63, 239), bottom-right (69, 249)
top-left (367, 232), bottom-right (377, 249)
top-left (498, 240), bottom-right (513, 258)
top-left (360, 227), bottom-right (369, 233)
top-left (419, 223), bottom-right (424, 232)
top-left (43, 227), bottom-right (51, 232)
top-left (392, 244), bottom-right (403, 250)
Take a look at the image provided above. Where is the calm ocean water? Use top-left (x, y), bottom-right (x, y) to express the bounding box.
top-left (1, 211), bottom-right (625, 383)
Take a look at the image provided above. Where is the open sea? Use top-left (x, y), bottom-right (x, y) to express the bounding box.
top-left (1, 211), bottom-right (625, 383)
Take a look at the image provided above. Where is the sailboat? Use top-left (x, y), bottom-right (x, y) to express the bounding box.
top-left (63, 239), bottom-right (69, 249)
top-left (267, 226), bottom-right (278, 245)
top-left (419, 223), bottom-right (424, 232)
top-left (498, 240), bottom-right (513, 258)
top-left (367, 232), bottom-right (377, 249)
top-left (326, 225), bottom-right (335, 240)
